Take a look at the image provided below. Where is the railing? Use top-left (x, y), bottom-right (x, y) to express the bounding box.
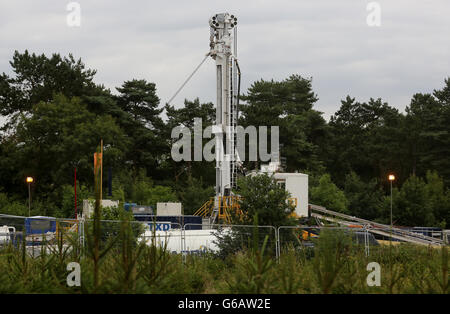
top-left (193, 199), bottom-right (214, 217)
top-left (1, 212), bottom-right (447, 263)
top-left (193, 196), bottom-right (243, 223)
top-left (194, 196), bottom-right (298, 224)
top-left (309, 204), bottom-right (445, 246)
top-left (217, 196), bottom-right (242, 223)
top-left (277, 225), bottom-right (373, 259)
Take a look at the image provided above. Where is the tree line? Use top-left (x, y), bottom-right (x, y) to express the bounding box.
top-left (0, 50), bottom-right (449, 227)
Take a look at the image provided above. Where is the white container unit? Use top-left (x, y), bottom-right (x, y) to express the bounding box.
top-left (82, 199), bottom-right (120, 219)
top-left (138, 227), bottom-right (229, 254)
top-left (156, 202), bottom-right (183, 216)
top-left (273, 172), bottom-right (309, 217)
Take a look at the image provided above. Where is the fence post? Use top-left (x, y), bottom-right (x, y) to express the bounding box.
top-left (276, 226), bottom-right (280, 262)
top-left (182, 224), bottom-right (186, 265)
top-left (364, 225), bottom-right (370, 257)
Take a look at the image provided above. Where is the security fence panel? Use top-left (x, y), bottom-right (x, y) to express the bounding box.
top-left (277, 226), bottom-right (375, 258)
top-left (0, 214), bottom-right (26, 250)
top-left (136, 221), bottom-right (183, 254)
top-left (80, 219), bottom-right (180, 253)
top-left (183, 223), bottom-right (278, 258)
top-left (182, 224), bottom-right (221, 255)
top-left (362, 225), bottom-right (446, 246)
top-left (0, 214), bottom-right (80, 258)
top-left (408, 227), bottom-right (445, 242)
top-left (444, 230), bottom-right (450, 244)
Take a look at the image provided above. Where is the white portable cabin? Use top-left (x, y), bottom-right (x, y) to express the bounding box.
top-left (273, 172), bottom-right (308, 217)
top-left (138, 226), bottom-right (224, 254)
top-left (251, 161), bottom-right (309, 217)
top-left (156, 202), bottom-right (183, 216)
top-left (82, 199), bottom-right (120, 219)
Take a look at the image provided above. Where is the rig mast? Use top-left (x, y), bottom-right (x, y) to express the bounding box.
top-left (209, 13), bottom-right (240, 214)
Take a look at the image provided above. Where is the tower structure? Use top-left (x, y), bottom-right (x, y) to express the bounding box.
top-left (209, 13), bottom-right (240, 201)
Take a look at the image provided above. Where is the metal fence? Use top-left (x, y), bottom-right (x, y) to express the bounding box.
top-left (3, 212), bottom-right (448, 261)
top-left (277, 226), bottom-right (375, 259)
top-left (182, 223), bottom-right (277, 257)
top-left (0, 214), bottom-right (81, 257)
top-left (135, 221), bottom-right (183, 254)
top-left (406, 228), bottom-right (448, 242)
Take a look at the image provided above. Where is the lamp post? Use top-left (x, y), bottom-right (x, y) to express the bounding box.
top-left (388, 174), bottom-right (395, 231)
top-left (26, 177), bottom-right (34, 217)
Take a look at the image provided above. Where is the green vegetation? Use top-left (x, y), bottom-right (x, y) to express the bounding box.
top-left (310, 174), bottom-right (348, 214)
top-left (0, 223), bottom-right (447, 294)
top-left (234, 174), bottom-right (296, 227)
top-left (0, 50), bottom-right (449, 228)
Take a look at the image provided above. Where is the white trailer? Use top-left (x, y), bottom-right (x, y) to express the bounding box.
top-left (138, 227), bottom-right (229, 254)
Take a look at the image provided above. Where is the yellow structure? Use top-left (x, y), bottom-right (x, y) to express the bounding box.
top-left (56, 219), bottom-right (79, 235)
top-left (194, 196), bottom-right (298, 224)
top-left (194, 196), bottom-right (242, 223)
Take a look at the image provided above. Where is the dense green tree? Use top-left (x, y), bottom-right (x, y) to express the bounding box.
top-left (165, 97), bottom-right (215, 129)
top-left (0, 192), bottom-right (28, 216)
top-left (0, 50), bottom-right (100, 121)
top-left (146, 185), bottom-right (178, 208)
top-left (282, 110), bottom-right (327, 173)
top-left (4, 94), bottom-right (128, 201)
top-left (60, 183), bottom-right (92, 218)
top-left (115, 79), bottom-right (166, 177)
top-left (385, 175), bottom-right (434, 227)
top-left (0, 50), bottom-right (132, 130)
top-left (116, 79), bottom-right (162, 128)
top-left (404, 78), bottom-right (450, 184)
top-left (165, 98), bottom-right (215, 184)
top-left (344, 172), bottom-right (384, 220)
top-left (239, 79), bottom-right (284, 128)
top-left (328, 97), bottom-right (405, 186)
top-left (0, 49), bottom-right (449, 227)
top-left (176, 176), bottom-right (215, 215)
top-left (132, 182), bottom-right (178, 208)
top-left (310, 174), bottom-right (348, 214)
top-left (235, 174), bottom-right (295, 227)
top-left (423, 171), bottom-right (450, 227)
top-left (240, 75), bottom-right (327, 173)
top-left (109, 170), bottom-right (177, 207)
top-left (378, 171), bottom-right (449, 227)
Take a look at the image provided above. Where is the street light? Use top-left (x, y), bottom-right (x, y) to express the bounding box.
top-left (26, 177), bottom-right (33, 217)
top-left (388, 174), bottom-right (395, 230)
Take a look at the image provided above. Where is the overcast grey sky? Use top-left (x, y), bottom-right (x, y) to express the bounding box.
top-left (0, 0), bottom-right (449, 121)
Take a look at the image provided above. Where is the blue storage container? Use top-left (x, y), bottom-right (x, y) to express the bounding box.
top-left (25, 216), bottom-right (57, 235)
top-left (183, 216), bottom-right (203, 230)
top-left (124, 203), bottom-right (137, 211)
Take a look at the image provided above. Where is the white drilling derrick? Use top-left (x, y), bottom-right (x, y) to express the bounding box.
top-left (209, 13), bottom-right (241, 221)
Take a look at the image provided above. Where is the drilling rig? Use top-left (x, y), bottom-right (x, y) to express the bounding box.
top-left (186, 14), bottom-right (445, 248)
top-left (208, 13), bottom-right (241, 223)
top-left (194, 13), bottom-right (308, 224)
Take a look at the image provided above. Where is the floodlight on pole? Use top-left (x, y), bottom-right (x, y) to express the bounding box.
top-left (388, 174), bottom-right (395, 242)
top-left (26, 177), bottom-right (34, 216)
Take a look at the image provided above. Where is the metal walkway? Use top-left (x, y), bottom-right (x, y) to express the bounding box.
top-left (309, 204), bottom-right (446, 246)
